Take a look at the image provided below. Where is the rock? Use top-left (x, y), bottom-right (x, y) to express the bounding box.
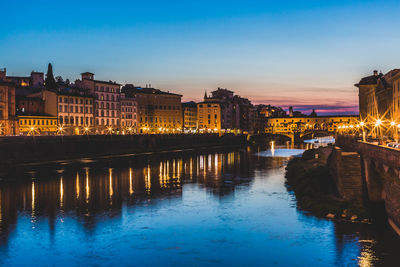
top-left (326, 213), bottom-right (335, 219)
top-left (350, 215), bottom-right (358, 221)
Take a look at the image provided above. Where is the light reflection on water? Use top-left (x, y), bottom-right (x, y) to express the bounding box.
top-left (0, 147), bottom-right (399, 266)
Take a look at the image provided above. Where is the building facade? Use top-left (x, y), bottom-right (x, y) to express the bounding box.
top-left (197, 101), bottom-right (221, 133)
top-left (120, 93), bottom-right (137, 133)
top-left (16, 96), bottom-right (45, 114)
top-left (6, 71), bottom-right (44, 88)
top-left (200, 88), bottom-right (256, 133)
top-left (0, 69), bottom-right (18, 135)
top-left (122, 85), bottom-right (182, 133)
top-left (182, 101), bottom-right (197, 132)
top-left (77, 72), bottom-right (121, 133)
top-left (57, 89), bottom-right (94, 134)
top-left (18, 114), bottom-right (57, 135)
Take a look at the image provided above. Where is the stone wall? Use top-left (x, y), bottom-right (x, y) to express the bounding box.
top-left (334, 135), bottom-right (400, 235)
top-left (328, 147), bottom-right (364, 205)
top-left (0, 134), bottom-right (247, 167)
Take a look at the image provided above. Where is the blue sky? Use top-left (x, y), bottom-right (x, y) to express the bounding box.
top-left (2, 0), bottom-right (400, 114)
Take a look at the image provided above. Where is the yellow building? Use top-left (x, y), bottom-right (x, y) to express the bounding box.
top-left (18, 114), bottom-right (58, 135)
top-left (182, 101), bottom-right (197, 132)
top-left (122, 86), bottom-right (182, 134)
top-left (197, 101), bottom-right (221, 133)
top-left (266, 116), bottom-right (359, 135)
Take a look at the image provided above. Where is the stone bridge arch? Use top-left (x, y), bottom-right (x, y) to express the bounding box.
top-left (300, 130), bottom-right (332, 139)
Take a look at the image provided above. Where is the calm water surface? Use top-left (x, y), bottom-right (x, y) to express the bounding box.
top-left (0, 146), bottom-right (400, 266)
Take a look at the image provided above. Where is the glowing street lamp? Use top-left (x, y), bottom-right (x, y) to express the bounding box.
top-left (29, 126), bottom-right (36, 136)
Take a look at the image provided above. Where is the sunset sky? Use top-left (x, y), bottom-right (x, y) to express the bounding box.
top-left (2, 0), bottom-right (400, 114)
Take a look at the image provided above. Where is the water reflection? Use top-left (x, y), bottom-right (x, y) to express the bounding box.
top-left (0, 147), bottom-right (399, 265)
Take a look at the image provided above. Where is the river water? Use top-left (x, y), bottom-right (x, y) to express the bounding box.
top-left (0, 146), bottom-right (400, 266)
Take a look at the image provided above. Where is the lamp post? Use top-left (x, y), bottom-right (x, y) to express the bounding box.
top-left (375, 119), bottom-right (382, 144)
top-left (360, 121), bottom-right (366, 142)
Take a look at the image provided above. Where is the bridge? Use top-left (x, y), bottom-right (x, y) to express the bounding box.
top-left (334, 135), bottom-right (400, 234)
top-left (265, 115), bottom-right (359, 143)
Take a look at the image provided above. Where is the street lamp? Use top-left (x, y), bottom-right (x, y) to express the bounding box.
top-left (375, 118), bottom-right (382, 143)
top-left (359, 121), bottom-right (366, 142)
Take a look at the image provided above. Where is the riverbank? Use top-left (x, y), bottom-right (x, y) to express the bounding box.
top-left (0, 134), bottom-right (248, 176)
top-left (285, 147), bottom-right (370, 222)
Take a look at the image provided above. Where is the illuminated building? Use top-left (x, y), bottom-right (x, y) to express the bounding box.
top-left (356, 69), bottom-right (400, 138)
top-left (182, 101), bottom-right (197, 132)
top-left (393, 72), bottom-right (400, 121)
top-left (199, 88), bottom-right (256, 133)
top-left (120, 93), bottom-right (137, 132)
top-left (77, 72), bottom-right (121, 133)
top-left (5, 71), bottom-right (44, 88)
top-left (197, 101), bottom-right (221, 133)
top-left (17, 114), bottom-right (58, 135)
top-left (122, 84), bottom-right (182, 133)
top-left (356, 69), bottom-right (400, 122)
top-left (0, 69), bottom-right (18, 135)
top-left (56, 89), bottom-right (94, 134)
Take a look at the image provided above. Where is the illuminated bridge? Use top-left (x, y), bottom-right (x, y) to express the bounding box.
top-left (264, 115), bottom-right (359, 143)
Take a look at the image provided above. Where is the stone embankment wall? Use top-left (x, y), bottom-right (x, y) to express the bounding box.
top-left (0, 134), bottom-right (247, 166)
top-left (332, 134), bottom-right (400, 235)
top-left (328, 147), bottom-right (363, 205)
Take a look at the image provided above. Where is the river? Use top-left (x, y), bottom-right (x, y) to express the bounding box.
top-left (0, 145), bottom-right (399, 266)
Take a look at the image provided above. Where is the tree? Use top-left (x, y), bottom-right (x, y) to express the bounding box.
top-left (55, 76), bottom-right (64, 83)
top-left (45, 63), bottom-right (57, 90)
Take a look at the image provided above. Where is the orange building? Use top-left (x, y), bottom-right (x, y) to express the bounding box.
top-left (122, 85), bottom-right (182, 133)
top-left (197, 101), bottom-right (221, 133)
